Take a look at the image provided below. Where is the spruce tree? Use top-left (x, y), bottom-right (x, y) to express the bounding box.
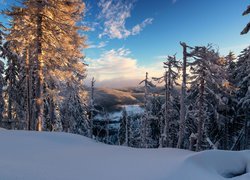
top-left (139, 72), bottom-right (155, 148)
top-left (187, 45), bottom-right (226, 151)
top-left (153, 55), bottom-right (180, 147)
top-left (234, 47), bottom-right (250, 149)
top-left (4, 0), bottom-right (88, 131)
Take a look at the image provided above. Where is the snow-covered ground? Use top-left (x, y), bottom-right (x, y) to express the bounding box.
top-left (96, 105), bottom-right (144, 121)
top-left (0, 130), bottom-right (249, 180)
top-left (95, 104), bottom-right (144, 129)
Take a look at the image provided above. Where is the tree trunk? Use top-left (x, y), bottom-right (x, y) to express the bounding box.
top-left (196, 70), bottom-right (205, 152)
top-left (177, 42), bottom-right (187, 149)
top-left (90, 78), bottom-right (95, 138)
top-left (244, 111), bottom-right (250, 149)
top-left (7, 80), bottom-right (12, 121)
top-left (125, 114), bottom-right (128, 146)
top-left (143, 72), bottom-right (149, 148)
top-left (164, 64), bottom-right (171, 147)
top-left (26, 48), bottom-right (31, 130)
top-left (36, 1), bottom-right (44, 131)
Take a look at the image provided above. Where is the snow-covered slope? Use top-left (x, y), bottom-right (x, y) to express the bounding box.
top-left (0, 130), bottom-right (249, 180)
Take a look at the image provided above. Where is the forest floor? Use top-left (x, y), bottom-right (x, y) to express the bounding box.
top-left (0, 130), bottom-right (249, 180)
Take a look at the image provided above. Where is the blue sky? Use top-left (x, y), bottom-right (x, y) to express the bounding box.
top-left (1, 0), bottom-right (250, 87)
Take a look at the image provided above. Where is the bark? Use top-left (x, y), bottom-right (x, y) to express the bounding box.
top-left (7, 79), bottom-right (12, 121)
top-left (244, 111), bottom-right (250, 149)
top-left (90, 77), bottom-right (95, 138)
top-left (196, 69), bottom-right (205, 152)
top-left (125, 112), bottom-right (128, 146)
top-left (164, 63), bottom-right (171, 147)
top-left (142, 72), bottom-right (149, 148)
top-left (25, 48), bottom-right (31, 130)
top-left (49, 98), bottom-right (55, 131)
top-left (36, 1), bottom-right (44, 131)
top-left (177, 42), bottom-right (187, 149)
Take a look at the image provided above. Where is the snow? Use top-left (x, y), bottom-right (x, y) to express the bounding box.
top-left (96, 105), bottom-right (144, 122)
top-left (0, 130), bottom-right (249, 180)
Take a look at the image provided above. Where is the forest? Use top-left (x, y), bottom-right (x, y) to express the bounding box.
top-left (0, 0), bottom-right (249, 153)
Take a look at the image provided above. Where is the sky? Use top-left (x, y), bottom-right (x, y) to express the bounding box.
top-left (0, 0), bottom-right (250, 88)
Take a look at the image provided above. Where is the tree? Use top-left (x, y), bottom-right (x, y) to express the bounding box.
top-left (2, 42), bottom-right (20, 123)
top-left (60, 80), bottom-right (89, 136)
top-left (241, 5), bottom-right (250, 35)
top-left (5, 0), bottom-right (88, 131)
top-left (177, 42), bottom-right (195, 149)
top-left (187, 45), bottom-right (226, 151)
top-left (153, 55), bottom-right (180, 147)
top-left (139, 72), bottom-right (155, 148)
top-left (119, 108), bottom-right (129, 146)
top-left (233, 47), bottom-right (250, 149)
top-left (89, 77), bottom-right (95, 138)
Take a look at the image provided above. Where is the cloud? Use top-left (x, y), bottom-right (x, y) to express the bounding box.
top-left (87, 41), bottom-right (108, 49)
top-left (131, 18), bottom-right (153, 35)
top-left (172, 0), bottom-right (177, 4)
top-left (86, 48), bottom-right (163, 88)
top-left (98, 0), bottom-right (153, 39)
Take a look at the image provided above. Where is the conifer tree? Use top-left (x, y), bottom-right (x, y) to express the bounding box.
top-left (119, 108), bottom-right (129, 146)
top-left (153, 55), bottom-right (180, 147)
top-left (89, 77), bottom-right (95, 138)
top-left (177, 42), bottom-right (196, 149)
top-left (187, 45), bottom-right (226, 151)
top-left (139, 72), bottom-right (155, 148)
top-left (4, 0), bottom-right (88, 131)
top-left (2, 42), bottom-right (20, 122)
top-left (234, 47), bottom-right (250, 149)
top-left (60, 80), bottom-right (89, 136)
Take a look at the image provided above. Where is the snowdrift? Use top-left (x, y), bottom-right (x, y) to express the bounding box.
top-left (0, 130), bottom-right (249, 180)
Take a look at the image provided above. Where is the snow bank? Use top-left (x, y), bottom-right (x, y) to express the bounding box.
top-left (169, 150), bottom-right (250, 180)
top-left (0, 131), bottom-right (249, 180)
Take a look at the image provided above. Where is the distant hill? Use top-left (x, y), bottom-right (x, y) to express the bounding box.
top-left (94, 88), bottom-right (144, 112)
top-left (92, 86), bottom-right (175, 112)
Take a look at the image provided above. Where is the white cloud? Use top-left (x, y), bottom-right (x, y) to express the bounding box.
top-left (172, 0), bottom-right (177, 4)
top-left (131, 18), bottom-right (153, 35)
top-left (98, 0), bottom-right (153, 39)
top-left (87, 41), bottom-right (108, 49)
top-left (86, 48), bottom-right (163, 87)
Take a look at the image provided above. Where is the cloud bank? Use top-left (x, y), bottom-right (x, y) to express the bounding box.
top-left (86, 48), bottom-right (163, 88)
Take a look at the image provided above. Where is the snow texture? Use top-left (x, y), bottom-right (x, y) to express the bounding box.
top-left (0, 130), bottom-right (249, 180)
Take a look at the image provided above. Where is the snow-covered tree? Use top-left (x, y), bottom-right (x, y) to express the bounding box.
top-left (139, 72), bottom-right (155, 148)
top-left (2, 42), bottom-right (20, 121)
top-left (153, 55), bottom-right (180, 147)
top-left (60, 80), bottom-right (89, 136)
top-left (119, 108), bottom-right (129, 146)
top-left (4, 0), bottom-right (88, 131)
top-left (233, 47), bottom-right (250, 149)
top-left (187, 45), bottom-right (227, 151)
top-left (89, 77), bottom-right (96, 138)
top-left (177, 42), bottom-right (196, 149)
